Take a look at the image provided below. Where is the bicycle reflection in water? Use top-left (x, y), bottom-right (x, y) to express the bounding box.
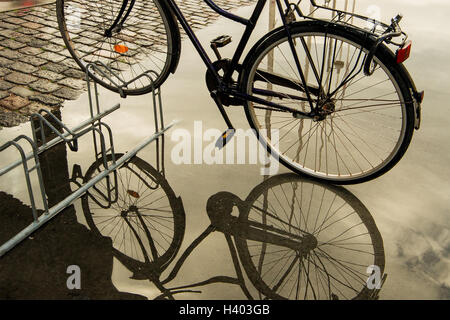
top-left (81, 153), bottom-right (386, 300)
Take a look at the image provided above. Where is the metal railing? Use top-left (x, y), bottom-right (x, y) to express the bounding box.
top-left (0, 63), bottom-right (175, 257)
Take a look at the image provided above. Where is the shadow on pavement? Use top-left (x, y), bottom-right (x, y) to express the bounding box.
top-left (0, 111), bottom-right (146, 299)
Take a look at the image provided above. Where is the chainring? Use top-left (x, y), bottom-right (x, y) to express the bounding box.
top-left (205, 59), bottom-right (243, 106)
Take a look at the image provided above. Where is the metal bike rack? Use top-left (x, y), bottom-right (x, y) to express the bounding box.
top-left (0, 63), bottom-right (175, 257)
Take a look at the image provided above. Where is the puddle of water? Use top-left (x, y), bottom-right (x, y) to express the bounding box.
top-left (0, 2), bottom-right (449, 300)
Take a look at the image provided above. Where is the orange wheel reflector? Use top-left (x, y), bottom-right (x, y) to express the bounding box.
top-left (127, 190), bottom-right (140, 198)
top-left (114, 44), bottom-right (129, 54)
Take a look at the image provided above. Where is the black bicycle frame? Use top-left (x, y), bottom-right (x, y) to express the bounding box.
top-left (105, 0), bottom-right (137, 37)
top-left (165, 0), bottom-right (316, 118)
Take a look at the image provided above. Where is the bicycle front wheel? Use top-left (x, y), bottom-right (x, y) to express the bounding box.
top-left (241, 22), bottom-right (415, 183)
top-left (57, 0), bottom-right (177, 95)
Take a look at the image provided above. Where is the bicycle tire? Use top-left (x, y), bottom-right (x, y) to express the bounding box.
top-left (235, 173), bottom-right (385, 300)
top-left (82, 154), bottom-right (185, 272)
top-left (56, 0), bottom-right (179, 95)
top-left (241, 21), bottom-right (415, 184)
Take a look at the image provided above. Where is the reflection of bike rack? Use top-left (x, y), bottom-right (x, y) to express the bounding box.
top-left (0, 62), bottom-right (175, 257)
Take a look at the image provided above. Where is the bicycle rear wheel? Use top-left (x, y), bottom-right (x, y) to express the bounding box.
top-left (241, 22), bottom-right (415, 183)
top-left (57, 0), bottom-right (177, 95)
top-left (235, 174), bottom-right (385, 300)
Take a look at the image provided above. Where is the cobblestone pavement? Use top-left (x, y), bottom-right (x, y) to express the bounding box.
top-left (0, 0), bottom-right (254, 128)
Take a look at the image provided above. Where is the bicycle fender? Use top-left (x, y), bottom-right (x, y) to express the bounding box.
top-left (395, 62), bottom-right (423, 129)
top-left (352, 25), bottom-right (423, 130)
top-left (156, 0), bottom-right (181, 74)
top-left (341, 23), bottom-right (423, 129)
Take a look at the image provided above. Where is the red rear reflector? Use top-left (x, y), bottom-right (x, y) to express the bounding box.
top-left (114, 44), bottom-right (129, 54)
top-left (396, 41), bottom-right (412, 64)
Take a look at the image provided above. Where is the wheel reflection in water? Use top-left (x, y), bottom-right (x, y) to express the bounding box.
top-left (82, 154), bottom-right (185, 272)
top-left (235, 174), bottom-right (384, 300)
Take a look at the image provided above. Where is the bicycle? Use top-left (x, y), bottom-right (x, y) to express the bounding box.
top-left (56, 0), bottom-right (424, 184)
top-left (81, 152), bottom-right (386, 300)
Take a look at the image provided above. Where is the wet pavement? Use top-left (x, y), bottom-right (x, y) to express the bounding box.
top-left (0, 1), bottom-right (449, 300)
top-left (0, 0), bottom-right (253, 127)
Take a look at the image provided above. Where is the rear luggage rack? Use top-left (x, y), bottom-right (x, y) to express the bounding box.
top-left (286, 1), bottom-right (410, 75)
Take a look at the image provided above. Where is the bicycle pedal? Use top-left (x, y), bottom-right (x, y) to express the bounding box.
top-left (215, 128), bottom-right (235, 150)
top-left (211, 35), bottom-right (232, 48)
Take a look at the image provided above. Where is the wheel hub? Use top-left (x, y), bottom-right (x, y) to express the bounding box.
top-left (313, 98), bottom-right (336, 121)
top-left (104, 25), bottom-right (122, 38)
top-left (120, 205), bottom-right (138, 218)
top-left (322, 100), bottom-right (336, 114)
top-left (301, 234), bottom-right (318, 251)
